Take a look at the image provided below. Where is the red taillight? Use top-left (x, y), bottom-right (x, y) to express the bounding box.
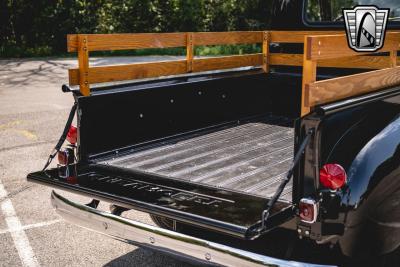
top-left (58, 150), bottom-right (69, 165)
top-left (67, 125), bottom-right (77, 144)
top-left (299, 198), bottom-right (317, 223)
top-left (319, 163), bottom-right (347, 190)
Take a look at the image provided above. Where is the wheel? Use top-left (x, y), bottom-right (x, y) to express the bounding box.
top-left (339, 244), bottom-right (400, 267)
top-left (377, 245), bottom-right (400, 267)
top-left (150, 214), bottom-right (176, 230)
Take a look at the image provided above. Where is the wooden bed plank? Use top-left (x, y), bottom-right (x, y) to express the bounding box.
top-left (192, 31), bottom-right (263, 46)
top-left (307, 32), bottom-right (400, 60)
top-left (270, 53), bottom-right (397, 69)
top-left (67, 33), bottom-right (187, 52)
top-left (192, 54), bottom-right (262, 72)
top-left (69, 60), bottom-right (187, 86)
top-left (305, 66), bottom-right (400, 107)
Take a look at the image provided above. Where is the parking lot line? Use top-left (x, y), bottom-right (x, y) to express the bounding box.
top-left (0, 181), bottom-right (40, 267)
top-left (0, 219), bottom-right (61, 235)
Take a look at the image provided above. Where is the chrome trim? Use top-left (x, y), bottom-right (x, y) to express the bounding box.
top-left (299, 198), bottom-right (318, 224)
top-left (51, 191), bottom-right (333, 267)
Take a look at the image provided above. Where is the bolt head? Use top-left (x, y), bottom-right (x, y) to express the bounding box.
top-left (205, 253), bottom-right (211, 261)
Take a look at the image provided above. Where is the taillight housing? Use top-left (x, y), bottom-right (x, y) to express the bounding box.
top-left (57, 150), bottom-right (69, 165)
top-left (57, 148), bottom-right (75, 179)
top-left (67, 125), bottom-right (77, 145)
top-left (319, 163), bottom-right (347, 190)
top-left (299, 198), bottom-right (318, 223)
top-left (57, 148), bottom-right (74, 166)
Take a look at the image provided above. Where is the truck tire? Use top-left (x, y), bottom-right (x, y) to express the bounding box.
top-left (379, 245), bottom-right (400, 267)
top-left (150, 214), bottom-right (176, 230)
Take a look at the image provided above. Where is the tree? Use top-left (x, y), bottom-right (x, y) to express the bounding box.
top-left (1, 0), bottom-right (276, 57)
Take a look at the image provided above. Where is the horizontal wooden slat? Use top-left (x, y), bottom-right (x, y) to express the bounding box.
top-left (68, 60), bottom-right (187, 85)
top-left (67, 33), bottom-right (187, 52)
top-left (192, 31), bottom-right (263, 46)
top-left (270, 53), bottom-right (397, 69)
top-left (307, 32), bottom-right (400, 60)
top-left (270, 31), bottom-right (343, 43)
top-left (270, 53), bottom-right (303, 66)
top-left (192, 54), bottom-right (262, 72)
top-left (305, 66), bottom-right (400, 107)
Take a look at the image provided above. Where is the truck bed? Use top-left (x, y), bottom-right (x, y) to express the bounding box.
top-left (99, 115), bottom-right (294, 201)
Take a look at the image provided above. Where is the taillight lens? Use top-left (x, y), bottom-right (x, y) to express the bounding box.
top-left (319, 163), bottom-right (347, 190)
top-left (67, 125), bottom-right (77, 144)
top-left (299, 198), bottom-right (318, 223)
top-left (58, 150), bottom-right (69, 165)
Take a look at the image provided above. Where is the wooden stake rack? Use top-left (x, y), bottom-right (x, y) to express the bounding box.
top-left (67, 31), bottom-right (400, 116)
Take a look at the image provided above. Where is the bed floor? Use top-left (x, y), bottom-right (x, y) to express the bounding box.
top-left (100, 115), bottom-right (295, 201)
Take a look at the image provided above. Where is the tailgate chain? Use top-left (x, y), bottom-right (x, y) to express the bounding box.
top-left (42, 102), bottom-right (78, 171)
top-left (260, 129), bottom-right (314, 231)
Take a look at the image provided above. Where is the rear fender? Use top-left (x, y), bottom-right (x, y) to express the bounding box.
top-left (339, 115), bottom-right (400, 256)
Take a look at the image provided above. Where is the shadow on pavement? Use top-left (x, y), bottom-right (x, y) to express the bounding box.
top-left (104, 247), bottom-right (203, 267)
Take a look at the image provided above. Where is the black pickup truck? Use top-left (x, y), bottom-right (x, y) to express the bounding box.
top-left (28, 0), bottom-right (400, 266)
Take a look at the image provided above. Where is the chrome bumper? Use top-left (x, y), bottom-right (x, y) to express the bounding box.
top-left (51, 191), bottom-right (331, 267)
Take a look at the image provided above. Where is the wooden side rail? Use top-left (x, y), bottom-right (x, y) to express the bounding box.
top-left (305, 32), bottom-right (400, 60)
top-left (67, 33), bottom-right (187, 52)
top-left (270, 53), bottom-right (399, 69)
top-left (68, 30), bottom-right (399, 97)
top-left (305, 67), bottom-right (400, 107)
top-left (302, 32), bottom-right (400, 116)
top-left (269, 31), bottom-right (399, 69)
top-left (68, 31), bottom-right (266, 95)
top-left (69, 60), bottom-right (188, 86)
top-left (68, 31), bottom-right (374, 95)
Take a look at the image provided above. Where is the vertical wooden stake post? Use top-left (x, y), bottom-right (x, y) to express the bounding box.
top-left (78, 35), bottom-right (90, 96)
top-left (301, 36), bottom-right (317, 117)
top-left (390, 50), bottom-right (397, 68)
top-left (186, 33), bottom-right (194, 73)
top-left (262, 31), bottom-right (270, 73)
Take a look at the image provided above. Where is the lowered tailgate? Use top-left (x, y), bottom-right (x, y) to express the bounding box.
top-left (28, 163), bottom-right (294, 239)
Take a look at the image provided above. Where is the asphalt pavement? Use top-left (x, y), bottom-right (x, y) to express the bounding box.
top-left (0, 57), bottom-right (195, 267)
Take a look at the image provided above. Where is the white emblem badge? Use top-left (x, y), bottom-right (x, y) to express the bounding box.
top-left (343, 6), bottom-right (389, 52)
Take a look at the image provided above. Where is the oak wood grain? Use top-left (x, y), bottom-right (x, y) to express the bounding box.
top-left (186, 33), bottom-right (194, 72)
top-left (69, 60), bottom-right (187, 86)
top-left (262, 31), bottom-right (270, 73)
top-left (306, 66), bottom-right (400, 107)
top-left (192, 31), bottom-right (263, 46)
top-left (301, 36), bottom-right (317, 116)
top-left (77, 35), bottom-right (90, 96)
top-left (270, 53), bottom-right (396, 69)
top-left (307, 32), bottom-right (400, 60)
top-left (390, 50), bottom-right (398, 67)
top-left (192, 54), bottom-right (262, 72)
top-left (68, 33), bottom-right (187, 52)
